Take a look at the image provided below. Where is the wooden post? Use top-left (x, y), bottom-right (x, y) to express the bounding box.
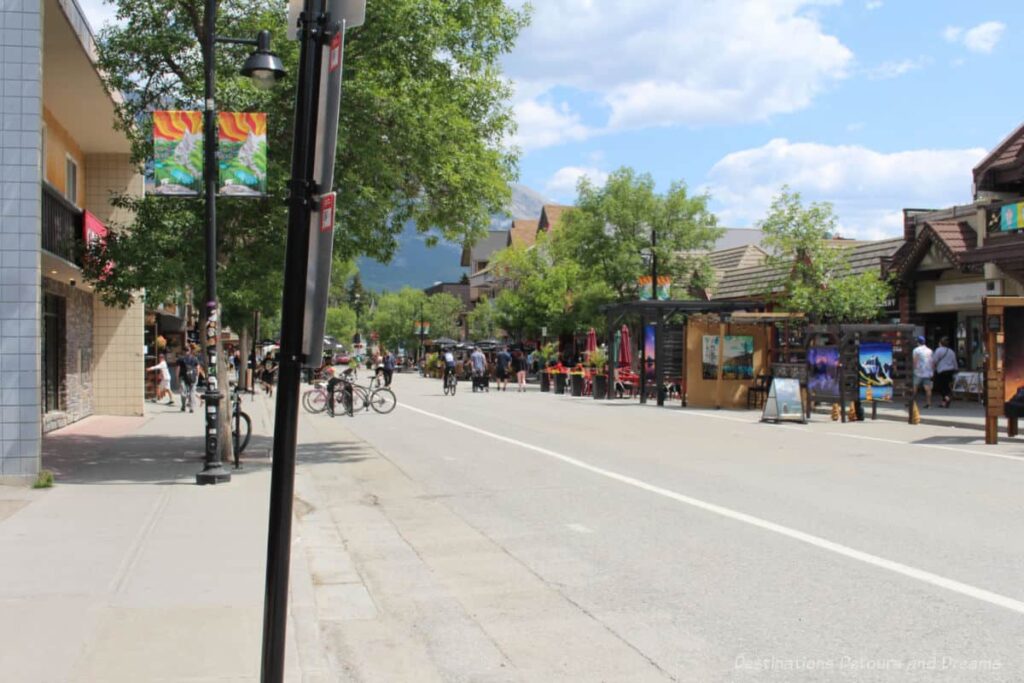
top-left (715, 320), bottom-right (725, 409)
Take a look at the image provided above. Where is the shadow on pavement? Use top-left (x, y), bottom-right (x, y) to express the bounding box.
top-left (42, 433), bottom-right (369, 486)
top-left (912, 435), bottom-right (999, 446)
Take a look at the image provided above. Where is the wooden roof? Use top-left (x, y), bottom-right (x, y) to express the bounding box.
top-left (509, 218), bottom-right (540, 248)
top-left (974, 121), bottom-right (1024, 192)
top-left (886, 221), bottom-right (977, 280)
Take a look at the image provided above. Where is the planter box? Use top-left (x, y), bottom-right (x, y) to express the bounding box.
top-left (570, 374), bottom-right (584, 396)
top-left (554, 374), bottom-right (567, 394)
top-left (541, 373), bottom-right (550, 392)
top-left (593, 375), bottom-right (608, 399)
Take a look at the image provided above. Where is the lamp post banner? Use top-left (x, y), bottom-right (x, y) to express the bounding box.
top-left (218, 112), bottom-right (268, 196)
top-left (300, 10), bottom-right (349, 366)
top-left (148, 110), bottom-right (203, 196)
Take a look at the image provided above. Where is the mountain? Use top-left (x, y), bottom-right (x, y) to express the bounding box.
top-left (357, 183), bottom-right (552, 292)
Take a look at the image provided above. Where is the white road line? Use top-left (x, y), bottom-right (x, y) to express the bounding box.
top-left (401, 402), bottom-right (1024, 616)
top-left (566, 523), bottom-right (595, 534)
top-left (676, 409), bottom-right (1024, 463)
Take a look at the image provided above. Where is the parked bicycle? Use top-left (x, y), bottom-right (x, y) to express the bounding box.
top-left (302, 382), bottom-right (329, 414)
top-left (231, 388), bottom-right (251, 455)
top-left (330, 374), bottom-right (397, 416)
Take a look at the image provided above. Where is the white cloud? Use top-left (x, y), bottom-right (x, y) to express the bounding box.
top-left (705, 138), bottom-right (987, 239)
top-left (943, 21), bottom-right (1005, 54)
top-left (865, 57), bottom-right (928, 80)
top-left (865, 1), bottom-right (883, 9)
top-left (508, 98), bottom-right (593, 151)
top-left (545, 166), bottom-right (609, 200)
top-left (963, 21), bottom-right (1006, 53)
top-left (505, 0), bottom-right (852, 147)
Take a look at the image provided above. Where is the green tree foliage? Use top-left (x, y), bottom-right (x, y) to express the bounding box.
top-left (759, 187), bottom-right (891, 322)
top-left (84, 0), bottom-right (528, 330)
top-left (552, 167), bottom-right (723, 300)
top-left (467, 295), bottom-right (499, 339)
top-left (368, 288), bottom-right (464, 351)
top-left (324, 305), bottom-right (357, 343)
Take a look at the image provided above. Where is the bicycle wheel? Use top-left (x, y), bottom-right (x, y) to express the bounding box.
top-left (232, 410), bottom-right (252, 454)
top-left (352, 385), bottom-right (370, 411)
top-left (306, 388), bottom-right (328, 414)
top-left (449, 376), bottom-right (457, 395)
top-left (369, 387), bottom-right (397, 414)
top-left (443, 380), bottom-right (450, 396)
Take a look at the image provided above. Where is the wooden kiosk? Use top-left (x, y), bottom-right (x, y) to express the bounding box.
top-left (982, 296), bottom-right (1024, 444)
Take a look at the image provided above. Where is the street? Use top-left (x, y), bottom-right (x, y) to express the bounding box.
top-left (299, 371), bottom-right (1024, 681)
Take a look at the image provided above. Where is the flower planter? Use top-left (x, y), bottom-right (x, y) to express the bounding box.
top-left (570, 374), bottom-right (584, 396)
top-left (592, 374), bottom-right (608, 399)
top-left (554, 374), bottom-right (567, 394)
top-left (541, 372), bottom-right (550, 392)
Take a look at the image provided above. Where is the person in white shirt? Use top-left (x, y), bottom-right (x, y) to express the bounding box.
top-left (146, 353), bottom-right (174, 404)
top-left (911, 336), bottom-right (933, 408)
top-left (932, 336), bottom-right (959, 408)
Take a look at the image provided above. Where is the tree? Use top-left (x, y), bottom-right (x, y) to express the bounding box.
top-left (85, 0), bottom-right (530, 320)
top-left (368, 288), bottom-right (464, 352)
top-left (552, 167), bottom-right (723, 300)
top-left (467, 295), bottom-right (499, 339)
top-left (759, 187), bottom-right (891, 322)
top-left (324, 305), bottom-right (357, 343)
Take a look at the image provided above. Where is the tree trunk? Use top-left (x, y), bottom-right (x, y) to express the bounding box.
top-left (239, 325), bottom-right (251, 392)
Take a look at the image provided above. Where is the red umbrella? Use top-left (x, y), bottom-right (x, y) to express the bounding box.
top-left (618, 324), bottom-right (632, 368)
top-left (586, 327), bottom-right (598, 358)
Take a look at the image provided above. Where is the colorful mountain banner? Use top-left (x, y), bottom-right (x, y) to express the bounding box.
top-left (148, 111), bottom-right (203, 196)
top-left (638, 275), bottom-right (672, 301)
top-left (218, 112), bottom-right (267, 196)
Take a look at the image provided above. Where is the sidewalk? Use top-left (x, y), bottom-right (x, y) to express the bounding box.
top-left (812, 397), bottom-right (1024, 437)
top-left (0, 393), bottom-right (343, 683)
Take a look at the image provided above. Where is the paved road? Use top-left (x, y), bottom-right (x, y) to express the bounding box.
top-left (301, 372), bottom-right (1024, 682)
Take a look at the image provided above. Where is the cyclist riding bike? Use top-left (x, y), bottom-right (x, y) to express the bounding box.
top-left (442, 349), bottom-right (456, 390)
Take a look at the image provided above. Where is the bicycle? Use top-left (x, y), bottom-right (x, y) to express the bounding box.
top-left (231, 388), bottom-right (252, 455)
top-left (443, 368), bottom-right (457, 396)
top-left (331, 378), bottom-right (397, 415)
top-left (302, 382), bottom-right (329, 414)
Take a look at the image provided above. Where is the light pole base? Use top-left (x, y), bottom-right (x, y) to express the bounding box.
top-left (196, 466), bottom-right (232, 485)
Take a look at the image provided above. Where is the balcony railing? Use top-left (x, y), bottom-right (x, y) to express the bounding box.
top-left (41, 181), bottom-right (83, 265)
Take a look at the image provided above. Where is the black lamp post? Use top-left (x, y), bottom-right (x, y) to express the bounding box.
top-left (639, 226), bottom-right (658, 405)
top-left (197, 0), bottom-right (286, 486)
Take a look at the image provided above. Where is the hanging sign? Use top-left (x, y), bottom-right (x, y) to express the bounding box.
top-left (148, 111), bottom-right (202, 196)
top-left (1000, 202), bottom-right (1024, 232)
top-left (319, 193), bottom-right (336, 232)
top-left (217, 112), bottom-right (268, 196)
top-left (761, 378), bottom-right (806, 423)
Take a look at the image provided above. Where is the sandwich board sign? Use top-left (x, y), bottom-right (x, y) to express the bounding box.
top-left (761, 377), bottom-right (807, 424)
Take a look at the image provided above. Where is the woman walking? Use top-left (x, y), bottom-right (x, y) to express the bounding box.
top-left (932, 336), bottom-right (958, 408)
top-left (512, 349), bottom-right (527, 392)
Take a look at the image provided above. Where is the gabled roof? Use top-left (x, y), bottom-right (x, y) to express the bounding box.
top-left (460, 230), bottom-right (511, 268)
top-left (974, 121), bottom-right (1024, 193)
top-left (538, 204), bottom-right (573, 234)
top-left (713, 228), bottom-right (764, 251)
top-left (887, 221), bottom-right (977, 280)
top-left (707, 244), bottom-right (768, 272)
top-left (509, 219), bottom-right (539, 248)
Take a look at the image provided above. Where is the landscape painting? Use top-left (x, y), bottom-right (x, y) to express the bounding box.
top-left (858, 341), bottom-right (893, 401)
top-left (721, 336), bottom-right (754, 380)
top-left (808, 346), bottom-right (840, 399)
top-left (149, 110), bottom-right (202, 196)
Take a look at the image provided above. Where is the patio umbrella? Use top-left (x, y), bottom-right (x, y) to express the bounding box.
top-left (586, 327), bottom-right (598, 358)
top-left (618, 324), bottom-right (632, 368)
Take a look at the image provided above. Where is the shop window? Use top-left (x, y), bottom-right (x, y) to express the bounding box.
top-left (42, 293), bottom-right (66, 413)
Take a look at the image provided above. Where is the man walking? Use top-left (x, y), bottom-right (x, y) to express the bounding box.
top-left (176, 346), bottom-right (201, 413)
top-left (383, 350), bottom-right (396, 387)
top-left (470, 346), bottom-right (486, 390)
top-left (912, 336), bottom-right (933, 408)
top-left (495, 346), bottom-right (512, 391)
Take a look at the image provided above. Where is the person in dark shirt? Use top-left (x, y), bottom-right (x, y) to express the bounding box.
top-left (495, 346), bottom-right (512, 391)
top-left (175, 347), bottom-right (202, 413)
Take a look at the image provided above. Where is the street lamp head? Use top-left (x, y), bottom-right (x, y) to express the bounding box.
top-left (241, 31), bottom-right (286, 90)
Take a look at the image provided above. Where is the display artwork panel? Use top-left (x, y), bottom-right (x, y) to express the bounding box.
top-left (644, 324), bottom-right (656, 382)
top-left (218, 112), bottom-right (268, 196)
top-left (702, 335), bottom-right (719, 380)
top-left (1004, 308), bottom-right (1024, 405)
top-left (148, 111), bottom-right (203, 196)
top-left (808, 346), bottom-right (840, 398)
top-left (721, 335), bottom-right (754, 380)
top-left (858, 341), bottom-right (893, 401)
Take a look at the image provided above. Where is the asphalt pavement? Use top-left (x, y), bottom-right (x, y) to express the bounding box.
top-left (305, 371), bottom-right (1024, 682)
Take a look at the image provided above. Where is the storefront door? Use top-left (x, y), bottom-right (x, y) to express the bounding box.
top-left (42, 293), bottom-right (65, 413)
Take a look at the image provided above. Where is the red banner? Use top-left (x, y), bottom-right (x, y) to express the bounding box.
top-left (83, 211), bottom-right (113, 279)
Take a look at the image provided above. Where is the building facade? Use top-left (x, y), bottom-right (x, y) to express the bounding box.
top-left (0, 0), bottom-right (144, 483)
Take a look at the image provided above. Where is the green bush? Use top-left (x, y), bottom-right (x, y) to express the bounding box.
top-left (33, 469), bottom-right (54, 489)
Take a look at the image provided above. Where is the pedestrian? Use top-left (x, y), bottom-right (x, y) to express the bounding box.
top-left (260, 358), bottom-right (277, 397)
top-left (470, 346), bottom-right (487, 388)
top-left (146, 353), bottom-right (174, 404)
top-left (932, 336), bottom-right (958, 408)
top-left (373, 350), bottom-right (384, 386)
top-left (383, 349), bottom-right (395, 387)
top-left (175, 346), bottom-right (202, 413)
top-left (512, 349), bottom-right (527, 392)
top-left (495, 346), bottom-right (511, 391)
top-left (911, 336), bottom-right (933, 409)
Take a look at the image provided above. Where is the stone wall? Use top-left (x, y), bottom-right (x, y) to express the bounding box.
top-left (42, 277), bottom-right (94, 433)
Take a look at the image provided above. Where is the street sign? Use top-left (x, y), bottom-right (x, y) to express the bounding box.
top-left (301, 0), bottom-right (357, 367)
top-left (319, 193), bottom-right (335, 232)
top-left (288, 0), bottom-right (364, 40)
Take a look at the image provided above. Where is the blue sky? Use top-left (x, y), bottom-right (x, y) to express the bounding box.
top-left (80, 0), bottom-right (1024, 239)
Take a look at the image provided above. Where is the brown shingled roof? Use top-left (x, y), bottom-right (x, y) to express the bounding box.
top-left (707, 244), bottom-right (768, 272)
top-left (538, 204), bottom-right (573, 234)
top-left (887, 221), bottom-right (977, 279)
top-left (510, 218), bottom-right (539, 248)
top-left (974, 121), bottom-right (1024, 192)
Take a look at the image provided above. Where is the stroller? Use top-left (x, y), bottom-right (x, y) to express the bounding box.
top-left (472, 366), bottom-right (490, 392)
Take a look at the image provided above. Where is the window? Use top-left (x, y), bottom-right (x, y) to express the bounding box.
top-left (41, 123), bottom-right (47, 182)
top-left (65, 155), bottom-right (78, 205)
